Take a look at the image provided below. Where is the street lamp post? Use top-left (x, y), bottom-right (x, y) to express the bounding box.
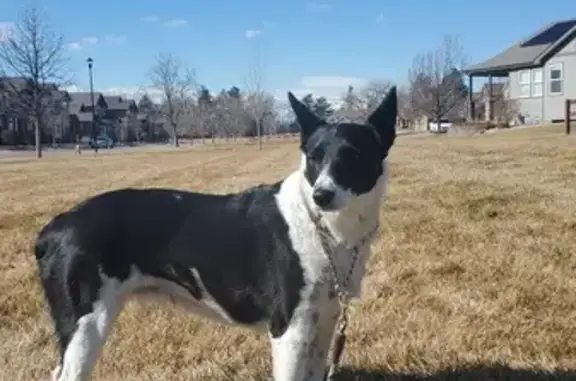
top-left (87, 57), bottom-right (97, 152)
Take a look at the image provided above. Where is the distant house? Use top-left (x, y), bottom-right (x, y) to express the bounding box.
top-left (101, 95), bottom-right (139, 140)
top-left (103, 95), bottom-right (138, 120)
top-left (0, 76), bottom-right (71, 145)
top-left (464, 19), bottom-right (576, 124)
top-left (102, 95), bottom-right (140, 141)
top-left (67, 93), bottom-right (139, 141)
top-left (0, 79), bottom-right (144, 145)
top-left (68, 92), bottom-right (108, 139)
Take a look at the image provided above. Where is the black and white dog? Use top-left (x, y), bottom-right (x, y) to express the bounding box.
top-left (34, 86), bottom-right (397, 381)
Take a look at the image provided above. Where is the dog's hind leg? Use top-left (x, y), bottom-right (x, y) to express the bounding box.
top-left (54, 278), bottom-right (121, 381)
top-left (269, 302), bottom-right (339, 381)
top-left (38, 255), bottom-right (122, 381)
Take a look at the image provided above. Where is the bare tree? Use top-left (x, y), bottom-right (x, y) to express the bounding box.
top-left (274, 100), bottom-right (296, 134)
top-left (244, 91), bottom-right (276, 138)
top-left (408, 35), bottom-right (468, 127)
top-left (215, 88), bottom-right (246, 140)
top-left (337, 80), bottom-right (393, 123)
top-left (360, 80), bottom-right (393, 114)
top-left (396, 85), bottom-right (409, 127)
top-left (0, 5), bottom-right (69, 158)
top-left (397, 84), bottom-right (419, 128)
top-left (243, 39), bottom-right (270, 149)
top-left (478, 81), bottom-right (519, 126)
top-left (495, 96), bottom-right (520, 127)
top-left (337, 86), bottom-right (365, 123)
top-left (148, 52), bottom-right (196, 147)
top-left (189, 95), bottom-right (215, 143)
top-left (137, 93), bottom-right (162, 142)
top-left (44, 91), bottom-right (70, 146)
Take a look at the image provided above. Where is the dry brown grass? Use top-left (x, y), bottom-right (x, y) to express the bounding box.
top-left (1, 126), bottom-right (576, 381)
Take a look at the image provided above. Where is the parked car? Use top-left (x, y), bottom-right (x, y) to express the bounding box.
top-left (428, 119), bottom-right (453, 133)
top-left (89, 136), bottom-right (115, 149)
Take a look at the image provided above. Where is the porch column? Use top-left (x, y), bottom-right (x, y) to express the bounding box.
top-left (468, 75), bottom-right (474, 120)
top-left (487, 74), bottom-right (494, 122)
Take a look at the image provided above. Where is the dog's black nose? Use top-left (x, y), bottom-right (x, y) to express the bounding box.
top-left (312, 188), bottom-right (335, 207)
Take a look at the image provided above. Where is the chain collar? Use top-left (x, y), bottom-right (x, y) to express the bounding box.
top-left (310, 211), bottom-right (378, 301)
top-left (300, 187), bottom-right (379, 380)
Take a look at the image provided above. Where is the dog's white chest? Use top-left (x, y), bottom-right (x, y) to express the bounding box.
top-left (275, 173), bottom-right (376, 299)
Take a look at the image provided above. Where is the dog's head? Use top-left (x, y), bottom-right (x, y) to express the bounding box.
top-left (288, 86), bottom-right (397, 212)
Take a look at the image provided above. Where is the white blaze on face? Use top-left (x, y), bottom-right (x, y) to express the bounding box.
top-left (313, 168), bottom-right (353, 210)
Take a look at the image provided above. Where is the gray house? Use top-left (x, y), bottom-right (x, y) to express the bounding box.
top-left (464, 19), bottom-right (576, 124)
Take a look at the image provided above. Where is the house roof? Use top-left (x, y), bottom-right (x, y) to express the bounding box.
top-left (464, 19), bottom-right (576, 75)
top-left (68, 92), bottom-right (106, 114)
top-left (0, 76), bottom-right (69, 110)
top-left (69, 92), bottom-right (104, 106)
top-left (103, 95), bottom-right (136, 111)
top-left (104, 96), bottom-right (124, 110)
top-left (0, 76), bottom-right (62, 93)
top-left (0, 77), bottom-right (29, 91)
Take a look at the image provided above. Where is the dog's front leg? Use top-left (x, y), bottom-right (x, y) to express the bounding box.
top-left (269, 303), bottom-right (339, 381)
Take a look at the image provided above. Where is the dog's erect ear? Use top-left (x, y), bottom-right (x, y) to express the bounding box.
top-left (367, 86), bottom-right (397, 153)
top-left (288, 91), bottom-right (325, 143)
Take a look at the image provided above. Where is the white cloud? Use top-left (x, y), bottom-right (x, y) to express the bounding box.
top-left (67, 34), bottom-right (127, 51)
top-left (0, 22), bottom-right (14, 43)
top-left (62, 85), bottom-right (83, 93)
top-left (141, 16), bottom-right (188, 28)
top-left (67, 36), bottom-right (98, 51)
top-left (67, 42), bottom-right (82, 51)
top-left (104, 34), bottom-right (127, 44)
top-left (82, 36), bottom-right (98, 45)
top-left (306, 2), bottom-right (332, 12)
top-left (141, 16), bottom-right (159, 23)
top-left (163, 19), bottom-right (188, 28)
top-left (376, 12), bottom-right (384, 23)
top-left (64, 85), bottom-right (164, 103)
top-left (245, 29), bottom-right (263, 39)
top-left (104, 86), bottom-right (165, 103)
top-left (274, 75), bottom-right (369, 107)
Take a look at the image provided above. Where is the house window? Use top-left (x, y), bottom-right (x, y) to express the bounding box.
top-left (549, 63), bottom-right (563, 95)
top-left (531, 68), bottom-right (543, 97)
top-left (519, 70), bottom-right (531, 97)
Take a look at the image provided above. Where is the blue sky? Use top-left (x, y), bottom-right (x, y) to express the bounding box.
top-left (0, 0), bottom-right (574, 101)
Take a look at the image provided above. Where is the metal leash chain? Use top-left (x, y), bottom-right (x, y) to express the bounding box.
top-left (308, 212), bottom-right (378, 381)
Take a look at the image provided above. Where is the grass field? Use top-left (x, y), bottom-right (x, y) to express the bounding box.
top-left (1, 126), bottom-right (575, 381)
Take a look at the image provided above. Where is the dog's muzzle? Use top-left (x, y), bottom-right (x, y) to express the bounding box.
top-left (312, 188), bottom-right (335, 208)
